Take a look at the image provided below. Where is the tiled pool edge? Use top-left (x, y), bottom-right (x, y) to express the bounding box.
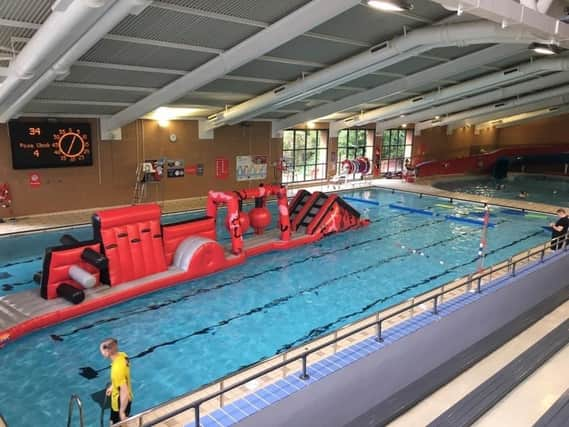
top-left (184, 250), bottom-right (562, 427)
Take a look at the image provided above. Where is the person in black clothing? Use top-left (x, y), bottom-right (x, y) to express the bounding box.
top-left (550, 208), bottom-right (569, 250)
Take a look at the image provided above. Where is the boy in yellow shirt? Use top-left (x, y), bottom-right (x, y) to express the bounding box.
top-left (99, 338), bottom-right (133, 425)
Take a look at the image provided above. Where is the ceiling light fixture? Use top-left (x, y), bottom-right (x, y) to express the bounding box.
top-left (401, 123), bottom-right (407, 128)
top-left (367, 0), bottom-right (413, 12)
top-left (529, 42), bottom-right (562, 55)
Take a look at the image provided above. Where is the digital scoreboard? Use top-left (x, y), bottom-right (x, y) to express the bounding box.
top-left (9, 121), bottom-right (92, 169)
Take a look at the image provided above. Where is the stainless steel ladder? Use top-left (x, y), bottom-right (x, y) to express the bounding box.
top-left (66, 394), bottom-right (84, 427)
top-left (132, 163), bottom-right (147, 205)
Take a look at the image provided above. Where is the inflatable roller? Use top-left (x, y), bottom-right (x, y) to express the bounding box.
top-left (68, 265), bottom-right (97, 289)
top-left (57, 283), bottom-right (85, 304)
top-left (60, 234), bottom-right (108, 269)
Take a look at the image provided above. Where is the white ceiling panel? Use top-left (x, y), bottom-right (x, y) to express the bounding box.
top-left (80, 39), bottom-right (216, 71)
top-left (64, 65), bottom-right (179, 88)
top-left (344, 73), bottom-right (400, 90)
top-left (0, 26), bottom-right (35, 53)
top-left (311, 5), bottom-right (424, 45)
top-left (198, 79), bottom-right (278, 95)
top-left (111, 6), bottom-right (259, 50)
top-left (155, 0), bottom-right (313, 24)
top-left (23, 102), bottom-right (125, 115)
top-left (0, 0), bottom-right (53, 24)
top-left (37, 85), bottom-right (148, 104)
top-left (380, 56), bottom-right (444, 76)
top-left (231, 60), bottom-right (320, 81)
top-left (266, 36), bottom-right (365, 65)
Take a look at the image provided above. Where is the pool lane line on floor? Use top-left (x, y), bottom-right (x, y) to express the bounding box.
top-left (276, 229), bottom-right (545, 352)
top-left (77, 227), bottom-right (466, 380)
top-left (192, 243), bottom-right (562, 427)
top-left (80, 220), bottom-right (534, 380)
top-left (51, 213), bottom-right (442, 342)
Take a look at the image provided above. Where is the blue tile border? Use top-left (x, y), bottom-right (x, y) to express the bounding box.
top-left (185, 254), bottom-right (564, 427)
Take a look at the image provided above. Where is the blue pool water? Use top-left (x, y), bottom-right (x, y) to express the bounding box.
top-left (434, 174), bottom-right (569, 207)
top-left (0, 188), bottom-right (552, 426)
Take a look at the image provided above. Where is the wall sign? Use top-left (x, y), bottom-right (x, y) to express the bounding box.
top-left (236, 155), bottom-right (267, 181)
top-left (166, 159), bottom-right (185, 178)
top-left (9, 121), bottom-right (92, 169)
top-left (215, 157), bottom-right (229, 179)
top-left (29, 172), bottom-right (41, 188)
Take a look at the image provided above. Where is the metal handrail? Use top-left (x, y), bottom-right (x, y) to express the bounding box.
top-left (66, 394), bottom-right (84, 427)
top-left (115, 232), bottom-right (569, 427)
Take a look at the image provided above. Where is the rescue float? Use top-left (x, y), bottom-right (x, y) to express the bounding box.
top-left (0, 184), bottom-right (369, 347)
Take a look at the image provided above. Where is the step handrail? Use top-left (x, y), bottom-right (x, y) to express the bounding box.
top-left (114, 232), bottom-right (569, 427)
top-left (66, 394), bottom-right (84, 427)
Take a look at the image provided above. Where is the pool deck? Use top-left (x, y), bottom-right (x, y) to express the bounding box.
top-left (0, 176), bottom-right (561, 237)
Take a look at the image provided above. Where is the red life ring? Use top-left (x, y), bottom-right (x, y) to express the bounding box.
top-left (0, 183), bottom-right (11, 208)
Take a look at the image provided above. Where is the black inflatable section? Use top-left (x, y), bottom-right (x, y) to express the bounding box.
top-left (428, 318), bottom-right (569, 427)
top-left (57, 283), bottom-right (85, 304)
top-left (492, 157), bottom-right (509, 179)
top-left (81, 247), bottom-right (108, 270)
top-left (534, 388), bottom-right (569, 427)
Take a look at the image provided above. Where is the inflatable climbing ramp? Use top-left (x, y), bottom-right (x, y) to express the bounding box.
top-left (289, 190), bottom-right (366, 235)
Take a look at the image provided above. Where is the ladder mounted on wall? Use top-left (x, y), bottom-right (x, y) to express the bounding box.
top-left (132, 163), bottom-right (147, 204)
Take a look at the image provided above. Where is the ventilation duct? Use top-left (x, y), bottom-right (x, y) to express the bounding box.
top-left (341, 57), bottom-right (569, 127)
top-left (203, 21), bottom-right (541, 131)
top-left (100, 0), bottom-right (362, 135)
top-left (0, 0), bottom-right (152, 122)
top-left (414, 82), bottom-right (569, 133)
top-left (377, 70), bottom-right (569, 130)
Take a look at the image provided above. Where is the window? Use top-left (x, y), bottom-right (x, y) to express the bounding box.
top-left (380, 129), bottom-right (413, 173)
top-left (336, 129), bottom-right (374, 174)
top-left (282, 129), bottom-right (328, 183)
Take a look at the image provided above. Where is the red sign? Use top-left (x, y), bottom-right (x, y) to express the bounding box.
top-left (185, 165), bottom-right (197, 175)
top-left (215, 157), bottom-right (229, 179)
top-left (29, 172), bottom-right (41, 187)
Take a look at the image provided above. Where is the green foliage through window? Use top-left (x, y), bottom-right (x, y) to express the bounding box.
top-left (282, 130), bottom-right (328, 183)
top-left (380, 129), bottom-right (413, 173)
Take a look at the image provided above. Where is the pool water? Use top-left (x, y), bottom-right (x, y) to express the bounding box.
top-left (434, 174), bottom-right (569, 207)
top-left (0, 188), bottom-right (552, 426)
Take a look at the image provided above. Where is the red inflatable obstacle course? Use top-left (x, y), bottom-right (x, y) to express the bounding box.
top-left (0, 184), bottom-right (369, 346)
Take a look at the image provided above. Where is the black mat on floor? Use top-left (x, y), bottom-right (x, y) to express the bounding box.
top-left (428, 318), bottom-right (569, 427)
top-left (533, 388), bottom-right (569, 427)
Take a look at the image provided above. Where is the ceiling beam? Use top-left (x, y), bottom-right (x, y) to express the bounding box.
top-left (273, 44), bottom-right (522, 131)
top-left (150, 1), bottom-right (371, 48)
top-left (101, 0), bottom-right (362, 134)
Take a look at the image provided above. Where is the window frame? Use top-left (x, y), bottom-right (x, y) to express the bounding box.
top-left (282, 129), bottom-right (328, 184)
top-left (336, 128), bottom-right (375, 174)
top-left (380, 129), bottom-right (413, 174)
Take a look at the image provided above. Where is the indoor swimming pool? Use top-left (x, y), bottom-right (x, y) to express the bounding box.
top-left (0, 188), bottom-right (553, 426)
top-left (433, 174), bottom-right (569, 206)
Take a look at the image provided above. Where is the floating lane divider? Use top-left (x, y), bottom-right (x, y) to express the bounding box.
top-left (445, 215), bottom-right (496, 227)
top-left (500, 208), bottom-right (525, 216)
top-left (388, 204), bottom-right (434, 216)
top-left (343, 196), bottom-right (380, 206)
top-left (527, 213), bottom-right (549, 219)
top-left (435, 203), bottom-right (454, 209)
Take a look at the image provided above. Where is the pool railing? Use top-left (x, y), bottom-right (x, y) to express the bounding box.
top-left (112, 235), bottom-right (569, 427)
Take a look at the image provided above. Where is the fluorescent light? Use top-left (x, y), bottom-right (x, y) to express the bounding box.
top-left (367, 0), bottom-right (412, 12)
top-left (529, 42), bottom-right (561, 55)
